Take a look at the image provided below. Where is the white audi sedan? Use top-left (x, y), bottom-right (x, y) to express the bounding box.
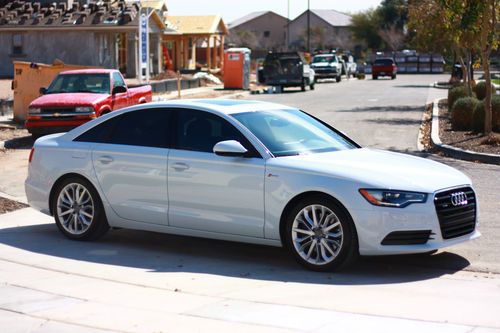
top-left (25, 99), bottom-right (480, 271)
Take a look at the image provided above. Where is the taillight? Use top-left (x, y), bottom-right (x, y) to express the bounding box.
top-left (28, 148), bottom-right (35, 163)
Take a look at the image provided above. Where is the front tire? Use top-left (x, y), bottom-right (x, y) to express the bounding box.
top-left (336, 75), bottom-right (341, 83)
top-left (284, 195), bottom-right (357, 271)
top-left (52, 177), bottom-right (109, 241)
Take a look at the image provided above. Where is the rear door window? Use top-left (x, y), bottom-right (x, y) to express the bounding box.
top-left (75, 108), bottom-right (171, 148)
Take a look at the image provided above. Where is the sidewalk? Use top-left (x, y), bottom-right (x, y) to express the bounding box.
top-left (1, 208), bottom-right (500, 332)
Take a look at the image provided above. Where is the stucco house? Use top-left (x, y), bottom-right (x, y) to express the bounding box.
top-left (227, 11), bottom-right (289, 56)
top-left (288, 9), bottom-right (353, 51)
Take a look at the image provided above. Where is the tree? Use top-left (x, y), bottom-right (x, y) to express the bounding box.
top-left (226, 30), bottom-right (258, 50)
top-left (478, 0), bottom-right (499, 135)
top-left (350, 0), bottom-right (409, 51)
top-left (350, 9), bottom-right (384, 49)
top-left (409, 0), bottom-right (499, 134)
top-left (378, 25), bottom-right (406, 51)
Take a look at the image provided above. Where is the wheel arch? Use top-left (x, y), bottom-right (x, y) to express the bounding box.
top-left (48, 172), bottom-right (99, 216)
top-left (278, 191), bottom-right (359, 249)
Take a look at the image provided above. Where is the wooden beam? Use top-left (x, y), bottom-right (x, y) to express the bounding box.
top-left (219, 35), bottom-right (225, 69)
top-left (183, 37), bottom-right (189, 68)
top-left (212, 35), bottom-right (217, 69)
top-left (191, 38), bottom-right (197, 70)
top-left (206, 36), bottom-right (211, 69)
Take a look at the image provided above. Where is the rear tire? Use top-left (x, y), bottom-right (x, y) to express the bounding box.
top-left (391, 74), bottom-right (397, 80)
top-left (301, 80), bottom-right (306, 92)
top-left (373, 75), bottom-right (378, 80)
top-left (52, 176), bottom-right (109, 241)
top-left (284, 195), bottom-right (358, 272)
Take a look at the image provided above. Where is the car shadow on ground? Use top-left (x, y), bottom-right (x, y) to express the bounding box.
top-left (334, 105), bottom-right (424, 113)
top-left (0, 223), bottom-right (470, 286)
top-left (3, 135), bottom-right (34, 149)
top-left (364, 118), bottom-right (423, 126)
top-left (394, 84), bottom-right (433, 89)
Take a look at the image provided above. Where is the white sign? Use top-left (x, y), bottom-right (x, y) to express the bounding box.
top-left (139, 13), bottom-right (149, 81)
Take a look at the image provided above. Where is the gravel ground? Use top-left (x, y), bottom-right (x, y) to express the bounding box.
top-left (439, 101), bottom-right (500, 154)
top-left (0, 196), bottom-right (28, 214)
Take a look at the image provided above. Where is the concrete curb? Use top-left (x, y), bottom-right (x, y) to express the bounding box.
top-left (0, 190), bottom-right (27, 204)
top-left (430, 98), bottom-right (500, 164)
top-left (432, 82), bottom-right (451, 90)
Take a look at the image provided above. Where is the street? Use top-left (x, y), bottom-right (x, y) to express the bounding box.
top-left (1, 74), bottom-right (499, 332)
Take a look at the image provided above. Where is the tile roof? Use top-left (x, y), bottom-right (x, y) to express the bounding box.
top-left (0, 0), bottom-right (141, 29)
top-left (310, 9), bottom-right (352, 27)
top-left (166, 15), bottom-right (227, 35)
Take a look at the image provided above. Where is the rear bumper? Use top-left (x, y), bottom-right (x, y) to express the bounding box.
top-left (25, 178), bottom-right (51, 215)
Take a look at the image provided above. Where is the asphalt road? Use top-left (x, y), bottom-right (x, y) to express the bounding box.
top-left (1, 74), bottom-right (500, 332)
top-left (250, 74), bottom-right (500, 274)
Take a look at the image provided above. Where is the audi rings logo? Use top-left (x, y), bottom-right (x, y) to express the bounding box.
top-left (450, 192), bottom-right (468, 206)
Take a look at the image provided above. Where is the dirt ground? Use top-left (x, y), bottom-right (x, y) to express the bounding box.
top-left (439, 102), bottom-right (500, 154)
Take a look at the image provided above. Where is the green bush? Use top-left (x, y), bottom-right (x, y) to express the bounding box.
top-left (448, 85), bottom-right (468, 112)
top-left (472, 95), bottom-right (500, 133)
top-left (475, 81), bottom-right (495, 100)
top-left (451, 97), bottom-right (478, 131)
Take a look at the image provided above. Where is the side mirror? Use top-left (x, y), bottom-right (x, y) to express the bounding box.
top-left (213, 140), bottom-right (248, 157)
top-left (112, 85), bottom-right (127, 94)
top-left (39, 87), bottom-right (47, 95)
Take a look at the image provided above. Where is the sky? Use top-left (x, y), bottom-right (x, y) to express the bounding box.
top-left (165, 0), bottom-right (382, 24)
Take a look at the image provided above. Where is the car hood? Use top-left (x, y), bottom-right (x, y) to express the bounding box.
top-left (271, 148), bottom-right (470, 193)
top-left (30, 93), bottom-right (109, 107)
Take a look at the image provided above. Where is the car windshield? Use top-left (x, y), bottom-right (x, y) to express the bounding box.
top-left (374, 59), bottom-right (394, 65)
top-left (46, 74), bottom-right (111, 94)
top-left (312, 55), bottom-right (337, 63)
top-left (231, 109), bottom-right (357, 157)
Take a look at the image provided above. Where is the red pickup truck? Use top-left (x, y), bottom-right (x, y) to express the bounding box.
top-left (372, 58), bottom-right (397, 80)
top-left (26, 69), bottom-right (152, 137)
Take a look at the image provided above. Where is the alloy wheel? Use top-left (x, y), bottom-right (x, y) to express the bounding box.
top-left (291, 204), bottom-right (344, 266)
top-left (56, 183), bottom-right (95, 235)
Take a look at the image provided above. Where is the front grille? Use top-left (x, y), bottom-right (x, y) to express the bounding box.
top-left (314, 68), bottom-right (336, 74)
top-left (41, 107), bottom-right (75, 114)
top-left (381, 230), bottom-right (432, 245)
top-left (434, 186), bottom-right (476, 239)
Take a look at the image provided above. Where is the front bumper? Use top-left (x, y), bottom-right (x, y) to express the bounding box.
top-left (353, 187), bottom-right (480, 255)
top-left (312, 67), bottom-right (338, 78)
top-left (25, 115), bottom-right (95, 135)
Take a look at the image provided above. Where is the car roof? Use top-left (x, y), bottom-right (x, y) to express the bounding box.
top-left (59, 69), bottom-right (115, 75)
top-left (141, 99), bottom-right (297, 115)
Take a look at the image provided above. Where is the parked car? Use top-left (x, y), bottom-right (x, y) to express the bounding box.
top-left (26, 69), bottom-right (152, 137)
top-left (372, 58), bottom-right (397, 80)
top-left (262, 52), bottom-right (315, 91)
top-left (25, 100), bottom-right (480, 271)
top-left (310, 53), bottom-right (343, 82)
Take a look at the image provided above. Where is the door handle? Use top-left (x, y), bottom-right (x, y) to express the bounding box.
top-left (97, 155), bottom-right (114, 164)
top-left (172, 162), bottom-right (189, 171)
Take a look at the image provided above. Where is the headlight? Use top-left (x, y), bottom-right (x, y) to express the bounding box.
top-left (75, 106), bottom-right (94, 113)
top-left (28, 107), bottom-right (41, 114)
top-left (359, 189), bottom-right (427, 208)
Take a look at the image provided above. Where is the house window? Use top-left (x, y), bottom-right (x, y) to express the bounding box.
top-left (12, 34), bottom-right (23, 55)
top-left (263, 31), bottom-right (270, 38)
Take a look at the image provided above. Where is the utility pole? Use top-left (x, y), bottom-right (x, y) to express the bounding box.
top-left (307, 0), bottom-right (310, 53)
top-left (287, 0), bottom-right (290, 50)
